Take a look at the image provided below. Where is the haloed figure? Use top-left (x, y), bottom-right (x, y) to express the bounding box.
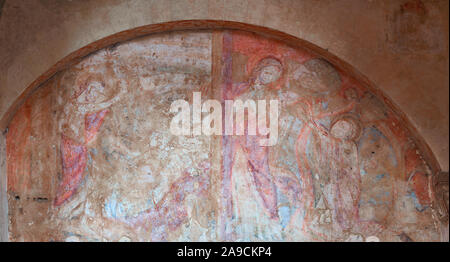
top-left (328, 116), bottom-right (362, 232)
top-left (287, 58), bottom-right (364, 238)
top-left (55, 61), bottom-right (125, 207)
top-left (238, 58), bottom-right (281, 219)
top-left (221, 57), bottom-right (283, 240)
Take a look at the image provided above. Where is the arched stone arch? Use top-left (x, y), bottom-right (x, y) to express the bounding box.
top-left (0, 21), bottom-right (446, 241)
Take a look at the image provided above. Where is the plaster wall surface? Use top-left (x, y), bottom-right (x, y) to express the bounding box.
top-left (0, 0), bottom-right (448, 172)
top-left (4, 29), bottom-right (444, 242)
top-left (0, 133), bottom-right (6, 242)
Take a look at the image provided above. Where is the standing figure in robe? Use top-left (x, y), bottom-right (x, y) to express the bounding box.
top-left (54, 50), bottom-right (127, 207)
top-left (286, 58), bottom-right (365, 239)
top-left (221, 56), bottom-right (283, 240)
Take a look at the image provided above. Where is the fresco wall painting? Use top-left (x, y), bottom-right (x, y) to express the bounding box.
top-left (5, 30), bottom-right (443, 242)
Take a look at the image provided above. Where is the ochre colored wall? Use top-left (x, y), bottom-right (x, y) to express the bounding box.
top-left (0, 0), bottom-right (448, 242)
top-left (0, 0), bottom-right (448, 172)
top-left (5, 30), bottom-right (444, 241)
top-left (0, 132), bottom-right (6, 242)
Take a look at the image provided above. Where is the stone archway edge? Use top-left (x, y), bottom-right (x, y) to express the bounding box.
top-left (0, 19), bottom-right (441, 174)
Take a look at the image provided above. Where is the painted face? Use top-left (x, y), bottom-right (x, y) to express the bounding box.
top-left (73, 73), bottom-right (118, 105)
top-left (330, 117), bottom-right (360, 141)
top-left (258, 65), bottom-right (282, 85)
top-left (295, 58), bottom-right (341, 95)
top-left (76, 80), bottom-right (108, 104)
top-left (66, 68), bottom-right (125, 114)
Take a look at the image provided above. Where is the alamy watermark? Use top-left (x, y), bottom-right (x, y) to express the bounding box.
top-left (169, 92), bottom-right (279, 146)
